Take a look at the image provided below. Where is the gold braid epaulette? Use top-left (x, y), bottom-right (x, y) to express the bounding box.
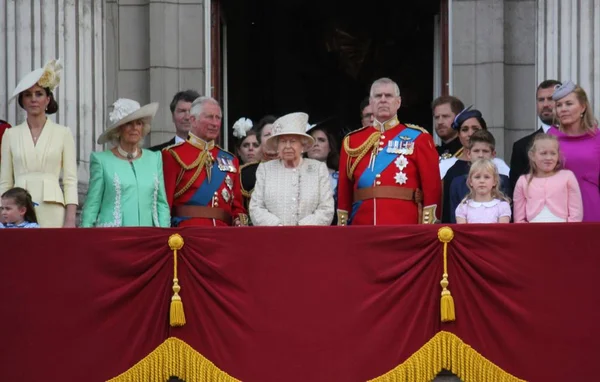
top-left (168, 148), bottom-right (212, 199)
top-left (343, 132), bottom-right (381, 180)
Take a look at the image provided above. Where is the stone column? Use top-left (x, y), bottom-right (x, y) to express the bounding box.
top-left (148, 0), bottom-right (206, 146)
top-left (451, 0), bottom-right (507, 158)
top-left (503, 0), bottom-right (536, 158)
top-left (0, 0), bottom-right (105, 191)
top-left (451, 0), bottom-right (536, 160)
top-left (105, 0), bottom-right (207, 147)
top-left (537, 0), bottom-right (600, 118)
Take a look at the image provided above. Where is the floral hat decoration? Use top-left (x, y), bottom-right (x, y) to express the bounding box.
top-left (265, 112), bottom-right (315, 152)
top-left (97, 98), bottom-right (159, 145)
top-left (11, 59), bottom-right (63, 101)
top-left (232, 117), bottom-right (254, 139)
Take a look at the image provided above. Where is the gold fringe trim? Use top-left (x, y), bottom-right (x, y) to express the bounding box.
top-left (169, 234), bottom-right (186, 327)
top-left (438, 227), bottom-right (455, 322)
top-left (368, 331), bottom-right (526, 382)
top-left (107, 337), bottom-right (240, 382)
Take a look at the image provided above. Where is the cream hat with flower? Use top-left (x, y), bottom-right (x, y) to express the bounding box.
top-left (97, 98), bottom-right (159, 144)
top-left (10, 59), bottom-right (63, 101)
top-left (265, 112), bottom-right (315, 152)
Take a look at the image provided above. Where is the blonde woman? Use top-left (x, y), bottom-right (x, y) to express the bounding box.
top-left (81, 99), bottom-right (170, 227)
top-left (0, 59), bottom-right (78, 227)
top-left (547, 81), bottom-right (600, 221)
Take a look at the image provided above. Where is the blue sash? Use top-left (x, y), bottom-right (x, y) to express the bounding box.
top-left (188, 151), bottom-right (232, 206)
top-left (172, 151), bottom-right (233, 226)
top-left (356, 127), bottom-right (421, 188)
top-left (349, 126), bottom-right (421, 224)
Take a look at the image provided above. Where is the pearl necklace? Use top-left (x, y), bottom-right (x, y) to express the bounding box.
top-left (117, 145), bottom-right (138, 160)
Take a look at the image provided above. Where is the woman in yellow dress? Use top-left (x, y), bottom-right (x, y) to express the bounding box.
top-left (0, 59), bottom-right (78, 227)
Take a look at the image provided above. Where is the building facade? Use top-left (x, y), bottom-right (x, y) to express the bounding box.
top-left (1, 0), bottom-right (600, 192)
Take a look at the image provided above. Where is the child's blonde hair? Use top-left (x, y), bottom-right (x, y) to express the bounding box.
top-left (460, 159), bottom-right (510, 205)
top-left (526, 133), bottom-right (562, 187)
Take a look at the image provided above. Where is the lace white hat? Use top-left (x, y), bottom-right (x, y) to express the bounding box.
top-left (97, 98), bottom-right (159, 144)
top-left (10, 58), bottom-right (63, 101)
top-left (265, 112), bottom-right (315, 152)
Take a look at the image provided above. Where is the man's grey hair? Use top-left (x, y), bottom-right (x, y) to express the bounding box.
top-left (190, 96), bottom-right (220, 118)
top-left (369, 77), bottom-right (401, 98)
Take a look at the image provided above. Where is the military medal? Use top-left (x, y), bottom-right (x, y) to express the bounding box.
top-left (225, 175), bottom-right (233, 190)
top-left (221, 188), bottom-right (231, 203)
top-left (395, 171), bottom-right (408, 185)
top-left (395, 155), bottom-right (408, 171)
top-left (227, 158), bottom-right (237, 173)
top-left (217, 157), bottom-right (227, 171)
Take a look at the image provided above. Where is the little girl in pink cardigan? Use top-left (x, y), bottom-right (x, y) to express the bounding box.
top-left (513, 134), bottom-right (583, 222)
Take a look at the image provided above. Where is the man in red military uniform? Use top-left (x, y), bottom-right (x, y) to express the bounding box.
top-left (162, 96), bottom-right (248, 227)
top-left (337, 78), bottom-right (441, 225)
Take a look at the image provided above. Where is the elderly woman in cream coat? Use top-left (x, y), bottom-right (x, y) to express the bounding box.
top-left (250, 112), bottom-right (334, 226)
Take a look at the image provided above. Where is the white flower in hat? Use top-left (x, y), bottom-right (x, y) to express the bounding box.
top-left (97, 98), bottom-right (159, 145)
top-left (232, 117), bottom-right (253, 138)
top-left (109, 99), bottom-right (142, 125)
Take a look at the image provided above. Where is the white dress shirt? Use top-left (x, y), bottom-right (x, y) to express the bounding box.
top-left (539, 118), bottom-right (551, 133)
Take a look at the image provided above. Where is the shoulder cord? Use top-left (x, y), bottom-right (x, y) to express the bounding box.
top-left (343, 132), bottom-right (381, 180)
top-left (169, 149), bottom-right (213, 199)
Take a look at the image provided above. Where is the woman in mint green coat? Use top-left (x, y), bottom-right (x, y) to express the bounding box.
top-left (81, 99), bottom-right (170, 227)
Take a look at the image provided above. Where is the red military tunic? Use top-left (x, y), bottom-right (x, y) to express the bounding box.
top-left (337, 116), bottom-right (441, 225)
top-left (162, 133), bottom-right (247, 227)
top-left (0, 120), bottom-right (11, 161)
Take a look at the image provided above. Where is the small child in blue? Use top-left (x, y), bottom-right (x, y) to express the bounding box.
top-left (0, 187), bottom-right (40, 228)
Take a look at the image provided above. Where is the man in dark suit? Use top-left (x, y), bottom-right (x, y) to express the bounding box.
top-left (431, 95), bottom-right (465, 159)
top-left (508, 80), bottom-right (562, 196)
top-left (149, 89), bottom-right (200, 151)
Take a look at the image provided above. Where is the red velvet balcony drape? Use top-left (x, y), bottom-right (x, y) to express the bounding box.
top-left (0, 224), bottom-right (598, 381)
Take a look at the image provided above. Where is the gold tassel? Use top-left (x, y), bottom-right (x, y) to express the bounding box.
top-left (169, 234), bottom-right (186, 327)
top-left (437, 227), bottom-right (455, 323)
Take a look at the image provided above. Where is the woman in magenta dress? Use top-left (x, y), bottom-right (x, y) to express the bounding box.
top-left (548, 81), bottom-right (600, 221)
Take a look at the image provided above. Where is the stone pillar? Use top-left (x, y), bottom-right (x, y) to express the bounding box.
top-left (104, 0), bottom-right (207, 147)
top-left (451, 0), bottom-right (537, 160)
top-left (148, 0), bottom-right (206, 146)
top-left (0, 0), bottom-right (105, 190)
top-left (537, 0), bottom-right (600, 119)
top-left (451, 0), bottom-right (507, 158)
top-left (503, 0), bottom-right (536, 159)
